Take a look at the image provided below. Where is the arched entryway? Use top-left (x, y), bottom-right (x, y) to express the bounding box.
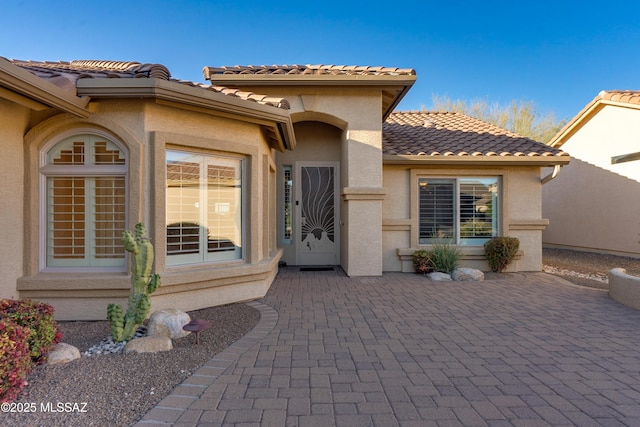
top-left (277, 121), bottom-right (343, 266)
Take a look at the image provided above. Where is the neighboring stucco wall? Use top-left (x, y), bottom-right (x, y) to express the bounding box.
top-left (559, 105), bottom-right (640, 182)
top-left (543, 158), bottom-right (640, 257)
top-left (382, 164), bottom-right (546, 272)
top-left (0, 99), bottom-right (28, 300)
top-left (17, 99), bottom-right (283, 320)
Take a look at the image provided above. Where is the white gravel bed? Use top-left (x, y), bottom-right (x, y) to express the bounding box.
top-left (542, 264), bottom-right (608, 283)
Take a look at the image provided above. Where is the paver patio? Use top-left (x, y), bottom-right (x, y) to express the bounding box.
top-left (138, 269), bottom-right (640, 426)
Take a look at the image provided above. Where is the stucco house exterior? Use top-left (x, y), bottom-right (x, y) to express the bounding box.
top-left (1, 58), bottom-right (569, 320)
top-left (543, 90), bottom-right (640, 257)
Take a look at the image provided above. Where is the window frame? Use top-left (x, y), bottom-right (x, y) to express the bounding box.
top-left (282, 165), bottom-right (293, 245)
top-left (165, 149), bottom-right (246, 267)
top-left (416, 174), bottom-right (501, 246)
top-left (38, 130), bottom-right (129, 272)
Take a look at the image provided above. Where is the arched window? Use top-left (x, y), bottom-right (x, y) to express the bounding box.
top-left (40, 133), bottom-right (127, 270)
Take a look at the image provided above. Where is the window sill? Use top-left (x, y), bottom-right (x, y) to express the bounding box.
top-left (17, 272), bottom-right (131, 292)
top-left (397, 246), bottom-right (524, 261)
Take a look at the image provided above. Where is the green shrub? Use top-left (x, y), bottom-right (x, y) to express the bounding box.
top-left (0, 299), bottom-right (62, 363)
top-left (484, 236), bottom-right (520, 272)
top-left (430, 240), bottom-right (462, 273)
top-left (412, 249), bottom-right (434, 274)
top-left (0, 319), bottom-right (33, 403)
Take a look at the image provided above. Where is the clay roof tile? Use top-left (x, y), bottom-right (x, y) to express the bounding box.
top-left (383, 111), bottom-right (568, 159)
top-left (10, 59), bottom-right (290, 110)
top-left (204, 64), bottom-right (416, 77)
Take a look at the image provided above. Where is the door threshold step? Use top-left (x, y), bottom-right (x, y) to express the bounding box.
top-left (299, 267), bottom-right (334, 272)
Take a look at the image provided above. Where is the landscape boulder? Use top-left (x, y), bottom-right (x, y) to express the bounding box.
top-left (147, 308), bottom-right (191, 339)
top-left (428, 272), bottom-right (452, 281)
top-left (452, 268), bottom-right (485, 281)
top-left (47, 342), bottom-right (81, 365)
top-left (124, 336), bottom-right (173, 353)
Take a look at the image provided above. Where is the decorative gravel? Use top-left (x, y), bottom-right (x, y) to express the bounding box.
top-left (82, 325), bottom-right (148, 357)
top-left (543, 247), bottom-right (640, 290)
top-left (2, 303), bottom-right (259, 427)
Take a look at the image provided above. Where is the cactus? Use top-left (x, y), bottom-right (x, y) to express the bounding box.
top-left (107, 223), bottom-right (161, 342)
top-left (106, 303), bottom-right (124, 342)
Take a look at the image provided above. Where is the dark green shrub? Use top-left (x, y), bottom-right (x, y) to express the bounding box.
top-left (0, 299), bottom-right (62, 363)
top-left (0, 319), bottom-right (33, 402)
top-left (484, 236), bottom-right (520, 272)
top-left (412, 250), bottom-right (434, 274)
top-left (430, 241), bottom-right (462, 273)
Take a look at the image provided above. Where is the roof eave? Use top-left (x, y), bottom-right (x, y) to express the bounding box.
top-left (203, 72), bottom-right (417, 86)
top-left (549, 96), bottom-right (640, 148)
top-left (77, 78), bottom-right (296, 151)
top-left (204, 71), bottom-right (417, 120)
top-left (383, 83), bottom-right (413, 120)
top-left (0, 57), bottom-right (90, 117)
top-left (548, 97), bottom-right (602, 148)
top-left (383, 154), bottom-right (571, 166)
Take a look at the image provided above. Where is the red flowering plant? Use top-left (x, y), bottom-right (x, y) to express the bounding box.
top-left (0, 319), bottom-right (33, 402)
top-left (0, 299), bottom-right (62, 363)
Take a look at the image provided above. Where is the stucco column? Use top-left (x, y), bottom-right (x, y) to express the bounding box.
top-left (0, 101), bottom-right (27, 299)
top-left (342, 128), bottom-right (385, 276)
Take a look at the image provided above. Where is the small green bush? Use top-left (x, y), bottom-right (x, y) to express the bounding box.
top-left (0, 319), bottom-right (33, 403)
top-left (484, 236), bottom-right (520, 272)
top-left (430, 241), bottom-right (462, 273)
top-left (0, 299), bottom-right (62, 363)
top-left (412, 249), bottom-right (434, 274)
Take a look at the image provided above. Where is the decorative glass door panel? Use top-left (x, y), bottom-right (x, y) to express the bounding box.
top-left (296, 163), bottom-right (339, 265)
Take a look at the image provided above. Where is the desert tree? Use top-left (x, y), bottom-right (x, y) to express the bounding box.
top-left (428, 95), bottom-right (567, 144)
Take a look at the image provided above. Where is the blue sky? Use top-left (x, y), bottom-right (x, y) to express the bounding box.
top-left (2, 0), bottom-right (639, 120)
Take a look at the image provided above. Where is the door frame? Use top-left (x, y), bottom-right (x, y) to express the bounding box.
top-left (294, 161), bottom-right (340, 266)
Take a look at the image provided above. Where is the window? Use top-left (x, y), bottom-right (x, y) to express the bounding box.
top-left (41, 134), bottom-right (127, 269)
top-left (166, 150), bottom-right (243, 266)
top-left (282, 165), bottom-right (293, 243)
top-left (419, 177), bottom-right (499, 245)
top-left (611, 151), bottom-right (640, 164)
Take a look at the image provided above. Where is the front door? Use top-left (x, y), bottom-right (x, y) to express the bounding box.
top-left (296, 162), bottom-right (339, 265)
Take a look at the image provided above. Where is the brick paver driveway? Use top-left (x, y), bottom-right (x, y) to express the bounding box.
top-left (140, 269), bottom-right (640, 426)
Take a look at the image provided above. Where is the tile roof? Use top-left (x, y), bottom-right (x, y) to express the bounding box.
top-left (0, 57), bottom-right (90, 117)
top-left (549, 90), bottom-right (640, 148)
top-left (7, 59), bottom-right (290, 109)
top-left (383, 111), bottom-right (568, 159)
top-left (204, 64), bottom-right (416, 77)
top-left (203, 64), bottom-right (416, 121)
top-left (598, 90), bottom-right (640, 105)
